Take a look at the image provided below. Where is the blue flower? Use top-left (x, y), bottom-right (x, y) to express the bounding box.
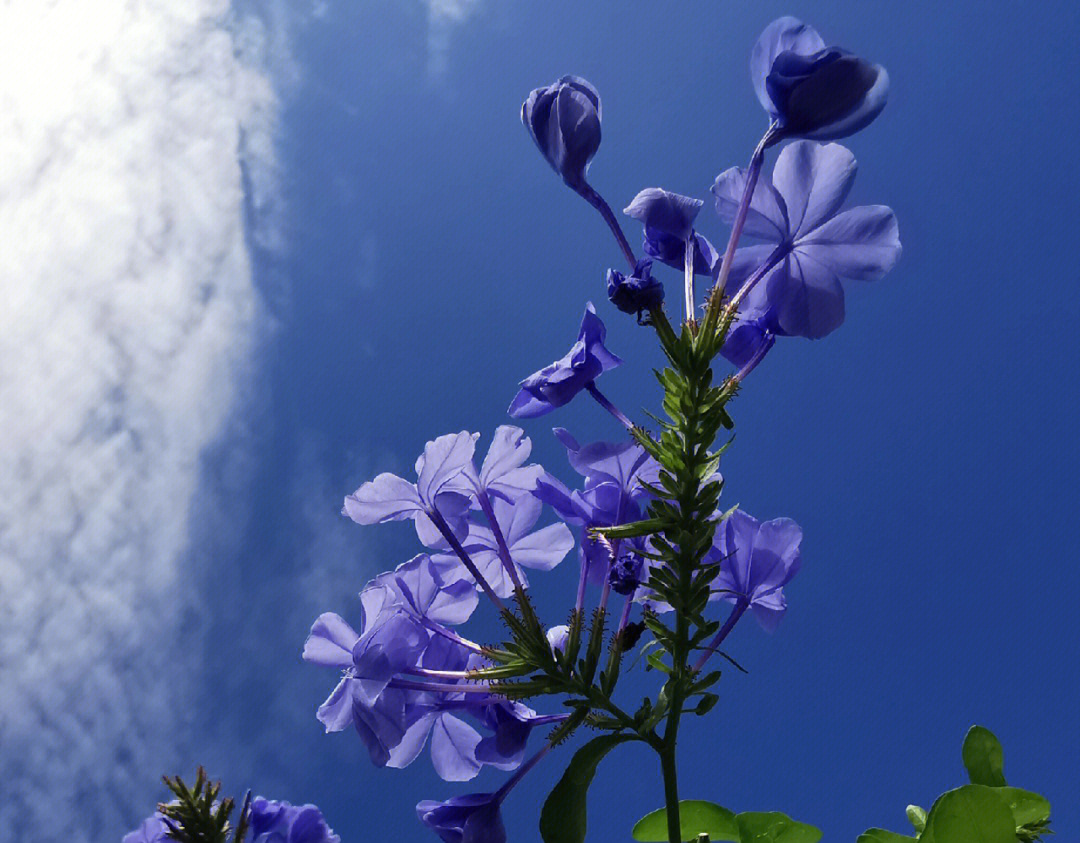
top-left (123, 814), bottom-right (169, 843)
top-left (752, 17), bottom-right (888, 142)
top-left (522, 76), bottom-right (601, 196)
top-left (433, 493), bottom-right (574, 598)
top-left (459, 426), bottom-right (544, 503)
top-left (343, 431), bottom-right (479, 545)
top-left (508, 303), bottom-right (622, 418)
top-left (417, 793), bottom-right (507, 843)
top-left (607, 258), bottom-right (664, 321)
top-left (713, 140), bottom-right (900, 340)
top-left (624, 188), bottom-right (717, 276)
top-left (708, 509), bottom-right (803, 631)
top-left (249, 798), bottom-right (340, 843)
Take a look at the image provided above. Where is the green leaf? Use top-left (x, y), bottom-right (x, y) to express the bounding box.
top-left (735, 811), bottom-right (821, 843)
top-left (961, 726), bottom-right (1007, 787)
top-left (996, 787), bottom-right (1050, 828)
top-left (920, 785), bottom-right (1016, 843)
top-left (632, 800), bottom-right (739, 842)
top-left (539, 734), bottom-right (633, 843)
top-left (905, 805), bottom-right (927, 833)
top-left (857, 830), bottom-right (916, 843)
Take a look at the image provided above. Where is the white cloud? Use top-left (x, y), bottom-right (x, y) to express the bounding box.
top-left (0, 1), bottom-right (282, 840)
top-left (426, 0), bottom-right (488, 78)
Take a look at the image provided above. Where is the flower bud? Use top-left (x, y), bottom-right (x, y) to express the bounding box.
top-left (522, 76), bottom-right (602, 194)
top-left (752, 17), bottom-right (888, 142)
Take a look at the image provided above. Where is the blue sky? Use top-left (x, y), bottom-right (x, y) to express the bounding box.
top-left (2, 2), bottom-right (1078, 842)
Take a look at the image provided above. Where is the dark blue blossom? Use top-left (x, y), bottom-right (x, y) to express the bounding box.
top-left (417, 793), bottom-right (506, 843)
top-left (249, 798), bottom-right (340, 843)
top-left (624, 188), bottom-right (717, 276)
top-left (708, 509), bottom-right (803, 631)
top-left (522, 76), bottom-right (601, 196)
top-left (508, 303), bottom-right (622, 419)
top-left (534, 429), bottom-right (660, 584)
top-left (607, 258), bottom-right (664, 320)
top-left (752, 17), bottom-right (888, 142)
top-left (608, 544), bottom-right (645, 595)
top-left (714, 140), bottom-right (900, 340)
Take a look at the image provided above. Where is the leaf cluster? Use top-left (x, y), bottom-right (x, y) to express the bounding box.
top-left (157, 768), bottom-right (251, 843)
top-left (858, 727), bottom-right (1052, 843)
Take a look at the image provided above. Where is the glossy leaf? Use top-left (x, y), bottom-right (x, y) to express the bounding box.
top-left (857, 830), bottom-right (916, 843)
top-left (920, 785), bottom-right (1015, 843)
top-left (632, 800), bottom-right (739, 842)
top-left (539, 734), bottom-right (633, 843)
top-left (996, 787), bottom-right (1050, 828)
top-left (736, 811), bottom-right (822, 843)
top-left (961, 726), bottom-right (1007, 787)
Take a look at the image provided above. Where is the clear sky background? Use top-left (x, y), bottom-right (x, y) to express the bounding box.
top-left (2, 2), bottom-right (1078, 842)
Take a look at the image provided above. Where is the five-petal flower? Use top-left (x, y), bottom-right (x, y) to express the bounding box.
top-left (713, 140), bottom-right (900, 341)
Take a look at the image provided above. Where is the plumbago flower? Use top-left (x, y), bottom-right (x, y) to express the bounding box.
top-left (287, 16), bottom-right (900, 843)
top-left (751, 16), bottom-right (889, 143)
top-left (713, 140), bottom-right (901, 367)
top-left (507, 303), bottom-right (624, 423)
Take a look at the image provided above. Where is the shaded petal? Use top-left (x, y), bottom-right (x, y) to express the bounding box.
top-left (430, 714), bottom-right (483, 782)
top-left (624, 187), bottom-right (702, 241)
top-left (750, 590), bottom-right (788, 632)
top-left (510, 522), bottom-right (574, 571)
top-left (751, 17), bottom-right (825, 116)
top-left (773, 141), bottom-right (856, 237)
top-left (790, 59), bottom-right (888, 141)
top-left (796, 205), bottom-right (901, 280)
top-left (343, 473), bottom-right (422, 525)
top-left (478, 426), bottom-right (528, 480)
top-left (316, 677), bottom-right (356, 733)
top-left (303, 613), bottom-right (360, 668)
top-left (386, 711), bottom-right (438, 770)
top-left (723, 243), bottom-right (783, 292)
top-left (712, 166), bottom-right (789, 241)
top-left (770, 251), bottom-right (846, 339)
top-left (417, 432), bottom-right (479, 507)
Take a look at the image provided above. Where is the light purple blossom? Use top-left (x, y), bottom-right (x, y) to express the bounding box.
top-left (433, 494), bottom-right (573, 598)
top-left (714, 140), bottom-right (900, 340)
top-left (249, 798), bottom-right (340, 843)
top-left (343, 431), bottom-right (479, 545)
top-left (709, 509), bottom-right (803, 631)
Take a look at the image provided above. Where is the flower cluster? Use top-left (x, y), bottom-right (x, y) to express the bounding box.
top-left (302, 15), bottom-right (899, 843)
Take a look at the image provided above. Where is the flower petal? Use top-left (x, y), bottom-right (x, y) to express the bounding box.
top-left (750, 17), bottom-right (826, 116)
top-left (417, 432), bottom-right (479, 507)
top-left (796, 204), bottom-right (901, 280)
top-left (343, 473), bottom-right (422, 525)
top-left (712, 165), bottom-right (789, 241)
top-left (430, 713), bottom-right (483, 782)
top-left (510, 522), bottom-right (574, 571)
top-left (773, 141), bottom-right (856, 238)
top-left (303, 613), bottom-right (360, 668)
top-left (770, 250), bottom-right (846, 339)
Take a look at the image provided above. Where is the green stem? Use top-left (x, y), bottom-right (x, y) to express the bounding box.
top-left (660, 727), bottom-right (682, 843)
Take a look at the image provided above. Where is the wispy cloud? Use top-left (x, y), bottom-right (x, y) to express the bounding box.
top-left (426, 0), bottom-right (488, 78)
top-left (0, 2), bottom-right (282, 840)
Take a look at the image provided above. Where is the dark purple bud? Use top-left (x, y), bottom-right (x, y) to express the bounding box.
top-left (522, 76), bottom-right (602, 195)
top-left (752, 17), bottom-right (888, 142)
top-left (607, 258), bottom-right (664, 320)
top-left (608, 551), bottom-right (643, 595)
top-left (417, 793), bottom-right (506, 843)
